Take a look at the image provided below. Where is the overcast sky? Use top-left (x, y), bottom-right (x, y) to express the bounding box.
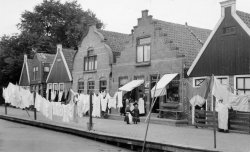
top-left (1, 0), bottom-right (250, 37)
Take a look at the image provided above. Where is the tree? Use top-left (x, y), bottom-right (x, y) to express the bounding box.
top-left (18, 0), bottom-right (103, 52)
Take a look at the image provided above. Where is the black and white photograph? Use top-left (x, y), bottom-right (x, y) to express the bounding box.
top-left (1, 0), bottom-right (250, 151)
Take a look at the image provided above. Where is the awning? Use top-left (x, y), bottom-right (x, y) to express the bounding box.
top-left (119, 80), bottom-right (144, 92)
top-left (151, 73), bottom-right (178, 97)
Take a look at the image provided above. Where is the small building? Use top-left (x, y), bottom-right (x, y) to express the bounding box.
top-left (110, 10), bottom-right (211, 116)
top-left (187, 0), bottom-right (250, 110)
top-left (72, 25), bottom-right (129, 94)
top-left (19, 53), bottom-right (55, 97)
top-left (46, 44), bottom-right (76, 98)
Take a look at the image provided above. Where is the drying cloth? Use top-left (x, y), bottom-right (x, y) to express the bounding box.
top-left (138, 98), bottom-right (145, 114)
top-left (117, 91), bottom-right (123, 108)
top-left (216, 102), bottom-right (229, 130)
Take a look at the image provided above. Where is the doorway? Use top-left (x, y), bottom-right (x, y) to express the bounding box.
top-left (150, 75), bottom-right (160, 113)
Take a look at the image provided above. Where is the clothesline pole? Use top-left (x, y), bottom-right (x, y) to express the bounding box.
top-left (34, 92), bottom-right (37, 120)
top-left (142, 73), bottom-right (160, 152)
top-left (4, 102), bottom-right (7, 115)
top-left (211, 75), bottom-right (216, 149)
top-left (88, 91), bottom-right (93, 131)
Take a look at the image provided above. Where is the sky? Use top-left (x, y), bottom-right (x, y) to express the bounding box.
top-left (1, 0), bottom-right (250, 37)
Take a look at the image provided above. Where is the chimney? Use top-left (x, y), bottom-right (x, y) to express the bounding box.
top-left (142, 10), bottom-right (149, 18)
top-left (57, 44), bottom-right (62, 52)
top-left (220, 0), bottom-right (236, 16)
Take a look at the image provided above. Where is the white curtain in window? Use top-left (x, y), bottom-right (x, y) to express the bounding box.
top-left (94, 57), bottom-right (97, 70)
top-left (245, 78), bottom-right (250, 89)
top-left (144, 45), bottom-right (150, 61)
top-left (85, 58), bottom-right (88, 70)
top-left (137, 46), bottom-right (143, 62)
top-left (237, 78), bottom-right (244, 89)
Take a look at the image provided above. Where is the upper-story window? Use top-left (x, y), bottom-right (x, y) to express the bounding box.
top-left (136, 37), bottom-right (151, 63)
top-left (44, 66), bottom-right (50, 72)
top-left (222, 26), bottom-right (236, 35)
top-left (84, 49), bottom-right (97, 71)
top-left (78, 79), bottom-right (84, 93)
top-left (33, 66), bottom-right (38, 80)
top-left (118, 76), bottom-right (128, 88)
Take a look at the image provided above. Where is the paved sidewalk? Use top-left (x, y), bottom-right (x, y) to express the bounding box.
top-left (1, 106), bottom-right (250, 152)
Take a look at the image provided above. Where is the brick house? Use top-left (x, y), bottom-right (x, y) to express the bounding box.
top-left (71, 25), bottom-right (129, 94)
top-left (46, 44), bottom-right (76, 98)
top-left (19, 53), bottom-right (55, 97)
top-left (188, 0), bottom-right (250, 111)
top-left (110, 10), bottom-right (211, 116)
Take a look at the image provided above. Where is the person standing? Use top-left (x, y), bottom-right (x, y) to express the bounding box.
top-left (132, 102), bottom-right (140, 124)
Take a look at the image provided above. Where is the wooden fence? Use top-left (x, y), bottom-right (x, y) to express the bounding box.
top-left (194, 110), bottom-right (250, 134)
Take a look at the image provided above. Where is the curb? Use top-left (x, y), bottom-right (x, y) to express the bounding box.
top-left (0, 114), bottom-right (220, 152)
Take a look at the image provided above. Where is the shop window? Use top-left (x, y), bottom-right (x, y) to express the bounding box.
top-left (99, 80), bottom-right (107, 92)
top-left (59, 83), bottom-right (64, 92)
top-left (87, 81), bottom-right (95, 94)
top-left (136, 37), bottom-right (151, 63)
top-left (236, 77), bottom-right (250, 95)
top-left (84, 49), bottom-right (97, 71)
top-left (165, 76), bottom-right (180, 103)
top-left (78, 79), bottom-right (84, 93)
top-left (33, 66), bottom-right (38, 80)
top-left (119, 76), bottom-right (128, 88)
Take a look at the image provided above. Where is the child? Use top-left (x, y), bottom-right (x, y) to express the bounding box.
top-left (124, 103), bottom-right (132, 124)
top-left (132, 102), bottom-right (140, 124)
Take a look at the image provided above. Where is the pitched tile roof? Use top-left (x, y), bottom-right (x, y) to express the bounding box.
top-left (236, 10), bottom-right (250, 29)
top-left (62, 48), bottom-right (77, 72)
top-left (97, 30), bottom-right (130, 56)
top-left (36, 53), bottom-right (55, 63)
top-left (153, 19), bottom-right (211, 67)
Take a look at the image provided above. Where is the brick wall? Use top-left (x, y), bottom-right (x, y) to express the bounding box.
top-left (72, 26), bottom-right (112, 94)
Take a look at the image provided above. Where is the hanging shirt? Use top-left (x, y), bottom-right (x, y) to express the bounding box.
top-left (189, 95), bottom-right (205, 107)
top-left (108, 93), bottom-right (117, 109)
top-left (82, 94), bottom-right (90, 114)
top-left (138, 98), bottom-right (145, 114)
top-left (117, 91), bottom-right (123, 108)
top-left (58, 91), bottom-right (63, 102)
top-left (101, 94), bottom-right (108, 111)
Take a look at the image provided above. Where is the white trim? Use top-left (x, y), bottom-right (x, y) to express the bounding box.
top-left (19, 60), bottom-right (25, 85)
top-left (192, 76), bottom-right (207, 88)
top-left (233, 74), bottom-right (250, 94)
top-left (232, 9), bottom-right (250, 36)
top-left (19, 55), bottom-right (30, 85)
top-left (46, 50), bottom-right (58, 83)
top-left (26, 60), bottom-right (30, 84)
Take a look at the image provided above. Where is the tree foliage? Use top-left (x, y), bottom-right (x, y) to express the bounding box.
top-left (0, 0), bottom-right (103, 87)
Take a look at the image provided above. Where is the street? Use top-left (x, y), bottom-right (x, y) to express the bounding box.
top-left (0, 119), bottom-right (130, 152)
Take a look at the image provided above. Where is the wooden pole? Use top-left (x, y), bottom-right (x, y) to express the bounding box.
top-left (142, 73), bottom-right (160, 152)
top-left (89, 91), bottom-right (93, 131)
top-left (34, 92), bottom-right (37, 120)
top-left (5, 102), bottom-right (7, 115)
top-left (211, 76), bottom-right (216, 149)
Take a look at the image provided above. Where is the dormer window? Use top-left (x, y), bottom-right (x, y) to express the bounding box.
top-left (84, 48), bottom-right (97, 71)
top-left (136, 37), bottom-right (151, 63)
top-left (33, 66), bottom-right (38, 80)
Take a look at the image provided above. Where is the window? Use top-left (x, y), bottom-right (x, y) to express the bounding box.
top-left (119, 76), bottom-right (128, 88)
top-left (99, 80), bottom-right (107, 92)
top-left (134, 75), bottom-right (144, 80)
top-left (216, 77), bottom-right (229, 86)
top-left (84, 49), bottom-right (97, 71)
top-left (78, 80), bottom-right (84, 93)
top-left (44, 67), bottom-right (50, 72)
top-left (53, 83), bottom-right (58, 93)
top-left (236, 77), bottom-right (250, 95)
top-left (87, 81), bottom-right (95, 94)
top-left (136, 37), bottom-right (151, 63)
top-left (59, 83), bottom-right (64, 92)
top-left (223, 26), bottom-right (236, 35)
top-left (193, 78), bottom-right (206, 87)
top-left (33, 66), bottom-right (38, 80)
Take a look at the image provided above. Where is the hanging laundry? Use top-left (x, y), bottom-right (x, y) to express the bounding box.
top-left (138, 97), bottom-right (145, 114)
top-left (100, 94), bottom-right (108, 112)
top-left (216, 101), bottom-right (229, 130)
top-left (77, 94), bottom-right (84, 117)
top-left (117, 91), bottom-right (123, 108)
top-left (58, 91), bottom-right (63, 102)
top-left (108, 93), bottom-right (117, 109)
top-left (92, 94), bottom-right (101, 117)
top-left (82, 94), bottom-right (90, 115)
top-left (186, 78), bottom-right (211, 101)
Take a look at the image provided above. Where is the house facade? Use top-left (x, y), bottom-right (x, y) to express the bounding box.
top-left (46, 44), bottom-right (76, 98)
top-left (19, 53), bottom-right (54, 97)
top-left (110, 10), bottom-right (211, 116)
top-left (71, 25), bottom-right (129, 94)
top-left (188, 0), bottom-right (250, 110)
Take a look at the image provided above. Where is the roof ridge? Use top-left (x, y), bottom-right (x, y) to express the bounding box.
top-left (185, 24), bottom-right (204, 45)
top-left (98, 29), bottom-right (129, 36)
